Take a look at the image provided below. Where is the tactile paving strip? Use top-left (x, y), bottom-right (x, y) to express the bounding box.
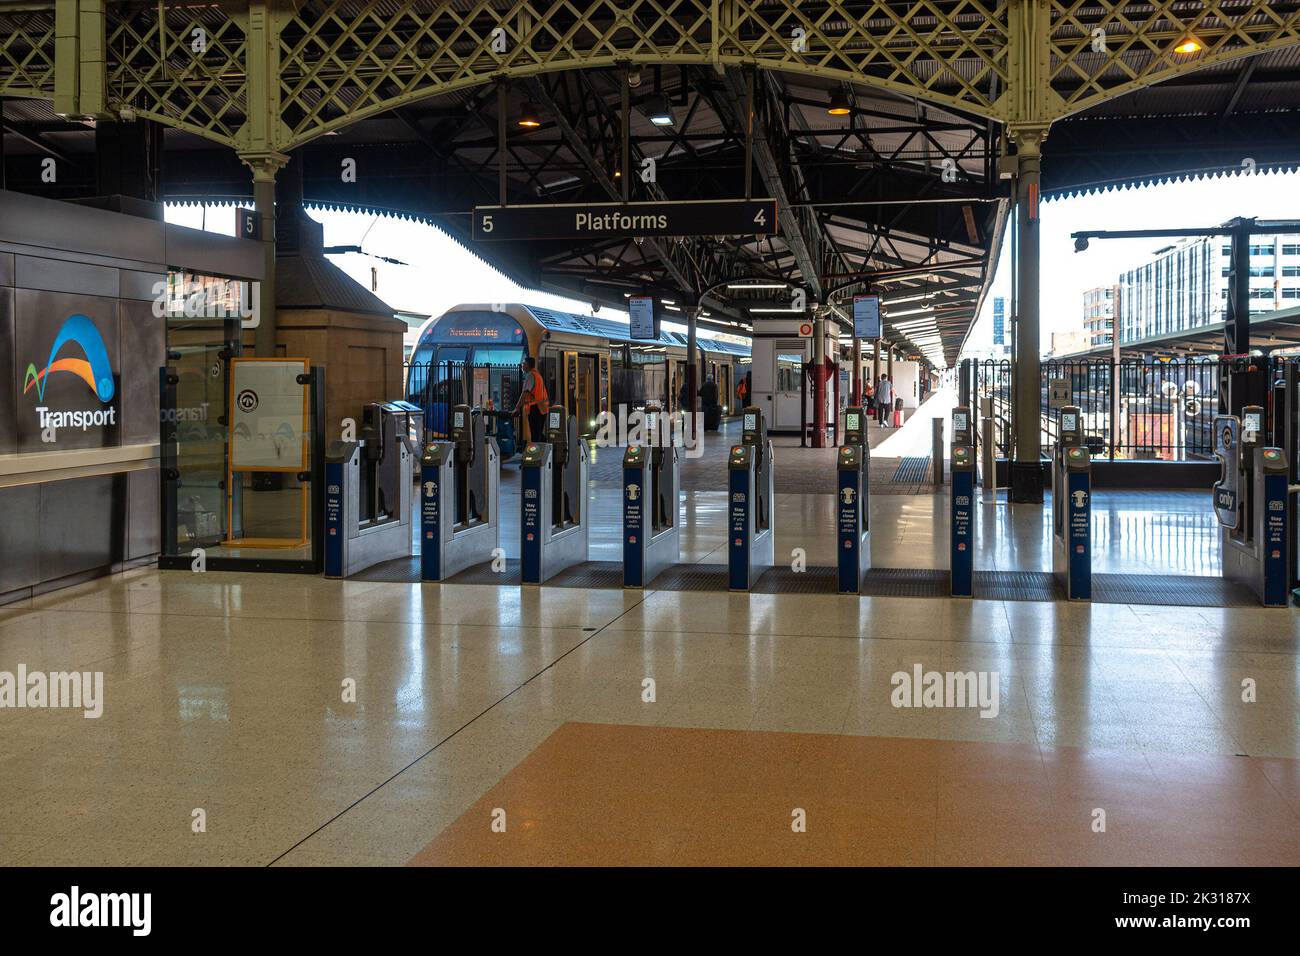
top-left (348, 558), bottom-right (1266, 608)
top-left (447, 560), bottom-right (521, 585)
top-left (348, 557), bottom-right (423, 584)
top-left (546, 561), bottom-right (626, 589)
top-left (890, 456), bottom-right (932, 484)
top-left (975, 570), bottom-right (1060, 602)
top-left (648, 563), bottom-right (731, 592)
top-left (858, 567), bottom-right (949, 597)
top-left (1092, 573), bottom-right (1259, 608)
top-left (753, 565), bottom-right (840, 594)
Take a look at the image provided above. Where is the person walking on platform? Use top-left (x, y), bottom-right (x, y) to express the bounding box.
top-left (700, 376), bottom-right (721, 431)
top-left (876, 373), bottom-right (893, 426)
top-left (512, 355), bottom-right (549, 443)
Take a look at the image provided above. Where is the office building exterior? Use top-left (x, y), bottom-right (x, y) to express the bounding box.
top-left (1082, 285), bottom-right (1117, 348)
top-left (1115, 231), bottom-right (1300, 345)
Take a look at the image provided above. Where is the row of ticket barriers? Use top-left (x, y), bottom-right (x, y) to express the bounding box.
top-left (1034, 402), bottom-right (1290, 607)
top-left (322, 400), bottom-right (778, 590)
top-left (323, 397), bottom-right (1293, 607)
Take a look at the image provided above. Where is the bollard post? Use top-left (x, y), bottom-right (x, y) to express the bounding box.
top-left (932, 417), bottom-right (944, 486)
top-left (981, 396), bottom-right (996, 492)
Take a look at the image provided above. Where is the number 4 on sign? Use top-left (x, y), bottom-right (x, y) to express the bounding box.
top-left (754, 208), bottom-right (766, 228)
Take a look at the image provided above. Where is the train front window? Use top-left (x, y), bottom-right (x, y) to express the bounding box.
top-left (472, 346), bottom-right (525, 411)
top-left (475, 346), bottom-right (525, 368)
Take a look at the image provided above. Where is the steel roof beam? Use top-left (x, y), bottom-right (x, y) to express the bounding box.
top-left (718, 69), bottom-right (824, 304)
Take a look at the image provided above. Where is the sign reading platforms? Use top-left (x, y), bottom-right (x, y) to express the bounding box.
top-left (472, 199), bottom-right (779, 241)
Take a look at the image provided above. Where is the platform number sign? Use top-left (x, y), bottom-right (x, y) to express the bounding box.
top-left (236, 207), bottom-right (259, 241)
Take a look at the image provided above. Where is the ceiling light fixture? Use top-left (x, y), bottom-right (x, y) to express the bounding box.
top-left (517, 101), bottom-right (542, 128)
top-left (645, 93), bottom-right (675, 128)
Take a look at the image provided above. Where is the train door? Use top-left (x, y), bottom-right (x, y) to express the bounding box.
top-left (774, 343), bottom-right (809, 430)
top-left (718, 363), bottom-right (732, 414)
top-left (598, 352), bottom-right (611, 424)
top-left (561, 350), bottom-right (601, 434)
top-left (577, 352), bottom-right (598, 432)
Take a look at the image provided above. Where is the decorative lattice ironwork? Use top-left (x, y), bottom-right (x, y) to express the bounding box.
top-left (276, 0), bottom-right (1013, 145)
top-left (106, 5), bottom-right (248, 146)
top-left (3, 2), bottom-right (1300, 149)
top-left (0, 9), bottom-right (56, 97)
top-left (1050, 0), bottom-right (1300, 117)
top-left (721, 0), bottom-right (1010, 116)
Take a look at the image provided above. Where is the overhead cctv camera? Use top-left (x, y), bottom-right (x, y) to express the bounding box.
top-left (1074, 236), bottom-right (1090, 252)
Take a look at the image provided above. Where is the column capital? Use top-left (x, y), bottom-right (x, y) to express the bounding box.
top-left (1007, 123), bottom-right (1050, 155)
top-left (239, 150), bottom-right (290, 182)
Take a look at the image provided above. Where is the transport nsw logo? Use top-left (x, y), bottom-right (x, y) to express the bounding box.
top-left (23, 314), bottom-right (115, 402)
top-left (22, 314), bottom-right (117, 439)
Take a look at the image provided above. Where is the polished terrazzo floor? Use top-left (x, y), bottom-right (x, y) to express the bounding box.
top-left (1, 393), bottom-right (1294, 866)
top-left (2, 535), bottom-right (1297, 865)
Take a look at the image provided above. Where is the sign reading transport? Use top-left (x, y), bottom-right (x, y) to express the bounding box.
top-left (472, 199), bottom-right (779, 241)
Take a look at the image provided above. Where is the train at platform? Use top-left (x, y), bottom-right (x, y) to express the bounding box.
top-left (404, 303), bottom-right (752, 446)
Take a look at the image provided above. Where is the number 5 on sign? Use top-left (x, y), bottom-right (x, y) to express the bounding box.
top-left (481, 214), bottom-right (493, 233)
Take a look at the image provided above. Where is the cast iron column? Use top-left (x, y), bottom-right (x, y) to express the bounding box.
top-left (1010, 131), bottom-right (1045, 503)
top-left (241, 152), bottom-right (288, 357)
top-left (812, 308), bottom-right (827, 448)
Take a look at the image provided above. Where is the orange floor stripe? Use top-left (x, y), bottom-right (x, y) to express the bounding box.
top-left (408, 723), bottom-right (1300, 867)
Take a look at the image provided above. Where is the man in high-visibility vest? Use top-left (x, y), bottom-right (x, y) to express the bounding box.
top-left (512, 356), bottom-right (549, 443)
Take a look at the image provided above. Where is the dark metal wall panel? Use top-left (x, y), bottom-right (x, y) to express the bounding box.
top-left (38, 475), bottom-right (118, 583)
top-left (0, 189), bottom-right (166, 266)
top-left (119, 298), bottom-right (164, 445)
top-left (120, 269), bottom-right (167, 303)
top-left (0, 484), bottom-right (41, 595)
top-left (164, 224), bottom-right (264, 280)
top-left (127, 467), bottom-right (160, 560)
top-left (13, 289), bottom-right (122, 453)
top-left (0, 252), bottom-right (13, 287)
top-left (0, 287), bottom-right (14, 455)
top-left (15, 254), bottom-right (119, 297)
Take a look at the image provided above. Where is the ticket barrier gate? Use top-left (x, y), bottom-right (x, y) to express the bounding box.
top-left (324, 402), bottom-right (416, 578)
top-left (419, 404), bottom-right (501, 582)
top-left (950, 406), bottom-right (975, 598)
top-left (728, 406), bottom-right (775, 590)
top-left (1052, 406), bottom-right (1091, 601)
top-left (520, 405), bottom-right (590, 584)
top-left (623, 404), bottom-right (680, 588)
top-left (1214, 406), bottom-right (1290, 607)
top-left (837, 406), bottom-right (871, 594)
